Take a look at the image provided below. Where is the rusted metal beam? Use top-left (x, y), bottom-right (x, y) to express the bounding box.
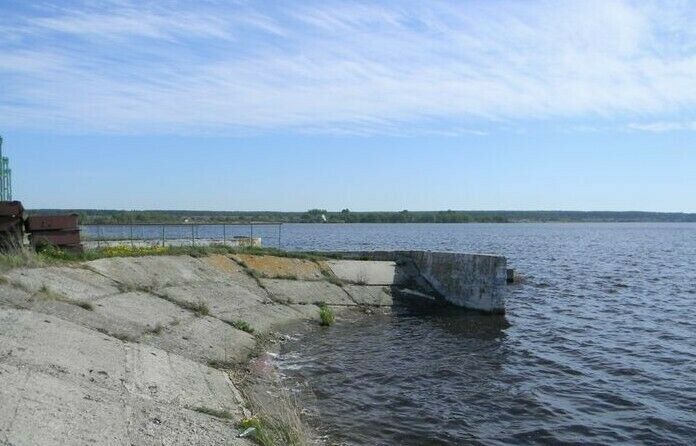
top-left (26, 214), bottom-right (78, 232)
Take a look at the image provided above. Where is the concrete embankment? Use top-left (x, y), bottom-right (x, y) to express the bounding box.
top-left (323, 250), bottom-right (508, 313)
top-left (0, 250), bottom-right (507, 445)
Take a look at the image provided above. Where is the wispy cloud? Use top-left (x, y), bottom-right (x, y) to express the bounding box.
top-left (0, 0), bottom-right (695, 135)
top-left (628, 121), bottom-right (696, 132)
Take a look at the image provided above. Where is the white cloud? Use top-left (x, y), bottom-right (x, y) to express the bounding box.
top-left (627, 121), bottom-right (696, 132)
top-left (0, 0), bottom-right (695, 134)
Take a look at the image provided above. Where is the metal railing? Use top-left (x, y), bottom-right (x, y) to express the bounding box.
top-left (80, 223), bottom-right (283, 249)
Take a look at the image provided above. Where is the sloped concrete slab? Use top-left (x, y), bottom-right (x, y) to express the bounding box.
top-left (159, 282), bottom-right (270, 313)
top-left (0, 364), bottom-right (129, 446)
top-left (0, 283), bottom-right (31, 309)
top-left (227, 303), bottom-right (310, 334)
top-left (122, 340), bottom-right (246, 412)
top-left (14, 298), bottom-right (148, 341)
top-left (158, 282), bottom-right (301, 334)
top-left (233, 254), bottom-right (325, 280)
top-left (0, 363), bottom-right (252, 446)
top-left (94, 292), bottom-right (191, 331)
top-left (288, 304), bottom-right (322, 320)
top-left (326, 260), bottom-right (399, 285)
top-left (86, 256), bottom-right (225, 289)
top-left (5, 266), bottom-right (120, 301)
top-left (143, 316), bottom-right (255, 366)
top-left (128, 398), bottom-right (252, 446)
top-left (345, 285), bottom-right (394, 306)
top-left (202, 254), bottom-right (268, 297)
top-left (260, 279), bottom-right (354, 305)
top-left (0, 309), bottom-right (246, 416)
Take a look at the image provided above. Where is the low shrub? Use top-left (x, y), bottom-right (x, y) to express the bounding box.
top-left (231, 319), bottom-right (255, 334)
top-left (319, 304), bottom-right (335, 327)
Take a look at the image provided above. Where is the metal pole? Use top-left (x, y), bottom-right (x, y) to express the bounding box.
top-left (191, 225), bottom-right (195, 246)
top-left (97, 225), bottom-right (101, 248)
top-left (130, 224), bottom-right (134, 247)
top-left (162, 225), bottom-right (165, 247)
top-left (223, 224), bottom-right (226, 245)
top-left (250, 224), bottom-right (254, 246)
top-left (278, 224), bottom-right (282, 249)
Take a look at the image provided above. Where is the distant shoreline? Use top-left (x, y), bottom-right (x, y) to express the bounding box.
top-left (28, 209), bottom-right (696, 224)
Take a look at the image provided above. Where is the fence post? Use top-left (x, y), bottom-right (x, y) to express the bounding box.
top-left (161, 225), bottom-right (165, 247)
top-left (278, 224), bottom-right (282, 249)
top-left (97, 225), bottom-right (101, 248)
top-left (250, 224), bottom-right (254, 246)
top-left (191, 225), bottom-right (195, 246)
top-left (223, 224), bottom-right (226, 245)
top-left (130, 224), bottom-right (134, 248)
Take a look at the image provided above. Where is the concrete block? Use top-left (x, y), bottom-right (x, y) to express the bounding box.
top-left (0, 364), bottom-right (130, 446)
top-left (143, 316), bottom-right (255, 365)
top-left (5, 266), bottom-right (120, 301)
top-left (159, 282), bottom-right (270, 314)
top-left (410, 251), bottom-right (507, 313)
top-left (0, 283), bottom-right (31, 309)
top-left (344, 285), bottom-right (394, 306)
top-left (86, 256), bottom-right (225, 290)
top-left (201, 254), bottom-right (268, 297)
top-left (233, 254), bottom-right (326, 280)
top-left (93, 292), bottom-right (192, 332)
top-left (326, 260), bottom-right (401, 285)
top-left (260, 279), bottom-right (355, 305)
top-left (19, 298), bottom-right (148, 341)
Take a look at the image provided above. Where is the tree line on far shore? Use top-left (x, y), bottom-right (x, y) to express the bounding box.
top-left (26, 209), bottom-right (696, 225)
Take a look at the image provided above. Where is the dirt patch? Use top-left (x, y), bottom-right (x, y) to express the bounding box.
top-left (233, 255), bottom-right (325, 281)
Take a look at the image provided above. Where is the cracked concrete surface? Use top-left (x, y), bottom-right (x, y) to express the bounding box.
top-left (0, 254), bottom-right (395, 445)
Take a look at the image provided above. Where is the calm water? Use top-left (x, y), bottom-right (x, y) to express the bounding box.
top-left (273, 223), bottom-right (696, 445)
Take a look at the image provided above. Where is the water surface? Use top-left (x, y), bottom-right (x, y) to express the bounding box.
top-left (274, 223), bottom-right (696, 445)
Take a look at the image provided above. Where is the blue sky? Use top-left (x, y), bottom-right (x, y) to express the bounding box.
top-left (1, 0), bottom-right (695, 211)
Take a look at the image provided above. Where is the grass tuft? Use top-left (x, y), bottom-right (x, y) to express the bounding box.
top-left (319, 268), bottom-right (344, 287)
top-left (318, 303), bottom-right (335, 327)
top-left (231, 319), bottom-right (255, 334)
top-left (75, 301), bottom-right (94, 311)
top-left (190, 406), bottom-right (233, 419)
top-left (178, 300), bottom-right (209, 317)
top-left (239, 379), bottom-right (310, 446)
top-left (207, 359), bottom-right (236, 369)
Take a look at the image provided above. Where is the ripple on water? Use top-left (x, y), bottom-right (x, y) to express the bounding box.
top-left (274, 223), bottom-right (696, 445)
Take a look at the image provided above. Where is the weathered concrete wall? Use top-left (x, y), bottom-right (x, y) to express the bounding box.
top-left (323, 250), bottom-right (508, 313)
top-left (408, 251), bottom-right (507, 313)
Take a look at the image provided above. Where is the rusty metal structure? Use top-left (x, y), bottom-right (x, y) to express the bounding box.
top-left (27, 214), bottom-right (83, 253)
top-left (0, 136), bottom-right (12, 202)
top-left (0, 200), bottom-right (24, 250)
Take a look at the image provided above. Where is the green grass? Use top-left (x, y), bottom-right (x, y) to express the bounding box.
top-left (74, 301), bottom-right (95, 311)
top-left (207, 359), bottom-right (237, 369)
top-left (231, 319), bottom-right (255, 334)
top-left (190, 406), bottom-right (233, 420)
top-left (186, 300), bottom-right (209, 317)
top-left (318, 303), bottom-right (335, 327)
top-left (320, 268), bottom-right (344, 287)
top-left (34, 284), bottom-right (94, 311)
top-left (237, 415), bottom-right (305, 446)
top-left (237, 417), bottom-right (275, 446)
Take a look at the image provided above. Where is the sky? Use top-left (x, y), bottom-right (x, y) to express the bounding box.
top-left (1, 0), bottom-right (695, 212)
